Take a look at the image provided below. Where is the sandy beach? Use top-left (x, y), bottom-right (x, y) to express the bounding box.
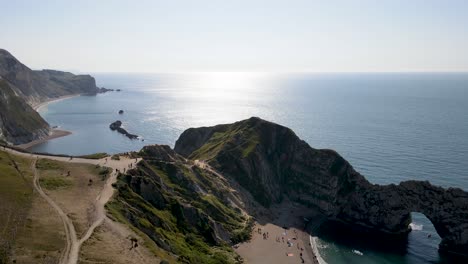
top-left (32, 94), bottom-right (80, 111)
top-left (235, 202), bottom-right (324, 264)
top-left (15, 129), bottom-right (72, 149)
top-left (14, 95), bottom-right (80, 149)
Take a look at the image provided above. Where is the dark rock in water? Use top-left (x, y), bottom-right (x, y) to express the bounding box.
top-left (118, 110), bottom-right (124, 114)
top-left (116, 89), bottom-right (121, 92)
top-left (109, 120), bottom-right (122, 131)
top-left (97, 87), bottom-right (114, 93)
top-left (174, 116), bottom-right (468, 258)
top-left (109, 120), bottom-right (138, 139)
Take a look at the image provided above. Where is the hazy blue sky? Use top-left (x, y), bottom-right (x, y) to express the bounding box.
top-left (1, 0), bottom-right (467, 73)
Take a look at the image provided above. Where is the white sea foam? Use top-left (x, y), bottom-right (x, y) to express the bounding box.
top-left (409, 223), bottom-right (423, 231)
top-left (352, 249), bottom-right (364, 256)
top-left (310, 236), bottom-right (328, 264)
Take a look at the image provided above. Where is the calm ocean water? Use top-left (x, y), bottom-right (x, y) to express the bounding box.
top-left (31, 72), bottom-right (468, 263)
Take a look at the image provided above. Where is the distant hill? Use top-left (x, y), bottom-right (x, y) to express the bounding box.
top-left (0, 49), bottom-right (100, 144)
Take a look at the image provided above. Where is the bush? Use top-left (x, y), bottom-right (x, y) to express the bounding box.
top-left (78, 153), bottom-right (109, 159)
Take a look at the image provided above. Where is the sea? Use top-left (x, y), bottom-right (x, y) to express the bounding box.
top-left (30, 72), bottom-right (468, 264)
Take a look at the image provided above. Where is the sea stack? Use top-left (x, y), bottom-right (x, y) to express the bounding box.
top-left (109, 120), bottom-right (138, 139)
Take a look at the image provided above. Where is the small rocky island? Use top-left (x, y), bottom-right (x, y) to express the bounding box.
top-left (118, 110), bottom-right (124, 114)
top-left (109, 120), bottom-right (138, 139)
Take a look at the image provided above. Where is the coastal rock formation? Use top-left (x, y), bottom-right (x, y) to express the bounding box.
top-left (0, 49), bottom-right (101, 144)
top-left (98, 87), bottom-right (114, 93)
top-left (118, 110), bottom-right (124, 114)
top-left (174, 117), bottom-right (468, 257)
top-left (110, 144), bottom-right (251, 263)
top-left (109, 120), bottom-right (138, 139)
top-left (0, 49), bottom-right (100, 105)
top-left (0, 78), bottom-right (49, 144)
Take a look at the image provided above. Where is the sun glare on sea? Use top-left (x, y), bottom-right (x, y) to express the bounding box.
top-left (192, 72), bottom-right (271, 101)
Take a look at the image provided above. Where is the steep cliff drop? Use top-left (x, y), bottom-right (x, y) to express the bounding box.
top-left (174, 117), bottom-right (468, 258)
top-left (0, 49), bottom-right (102, 145)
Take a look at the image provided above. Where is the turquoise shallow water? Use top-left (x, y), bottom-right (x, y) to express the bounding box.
top-left (30, 72), bottom-right (468, 263)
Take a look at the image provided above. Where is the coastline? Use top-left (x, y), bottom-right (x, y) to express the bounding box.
top-left (32, 94), bottom-right (81, 111)
top-left (16, 94), bottom-right (80, 150)
top-left (310, 236), bottom-right (327, 264)
top-left (15, 129), bottom-right (72, 150)
top-left (235, 202), bottom-right (322, 264)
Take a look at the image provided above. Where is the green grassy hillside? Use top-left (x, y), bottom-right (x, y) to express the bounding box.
top-left (0, 150), bottom-right (34, 263)
top-left (107, 145), bottom-right (251, 264)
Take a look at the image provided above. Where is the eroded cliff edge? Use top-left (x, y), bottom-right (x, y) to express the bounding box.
top-left (174, 117), bottom-right (468, 257)
top-left (0, 49), bottom-right (101, 144)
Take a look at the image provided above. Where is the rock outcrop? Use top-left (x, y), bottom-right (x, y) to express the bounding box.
top-left (174, 117), bottom-right (468, 257)
top-left (109, 120), bottom-right (138, 139)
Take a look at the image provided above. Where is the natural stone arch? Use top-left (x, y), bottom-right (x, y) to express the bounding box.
top-left (333, 180), bottom-right (468, 255)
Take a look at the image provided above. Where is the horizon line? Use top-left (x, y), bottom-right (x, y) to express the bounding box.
top-left (40, 69), bottom-right (468, 75)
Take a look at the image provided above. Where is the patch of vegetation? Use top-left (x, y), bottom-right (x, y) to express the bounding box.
top-left (109, 159), bottom-right (247, 264)
top-left (230, 218), bottom-right (254, 244)
top-left (39, 177), bottom-right (72, 190)
top-left (111, 154), bottom-right (120, 160)
top-left (189, 122), bottom-right (260, 161)
top-left (98, 167), bottom-right (111, 180)
top-left (78, 152), bottom-right (109, 159)
top-left (0, 150), bottom-right (33, 263)
top-left (106, 201), bottom-right (177, 264)
top-left (36, 159), bottom-right (62, 170)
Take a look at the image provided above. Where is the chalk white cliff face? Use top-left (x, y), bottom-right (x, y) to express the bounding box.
top-left (174, 117), bottom-right (468, 257)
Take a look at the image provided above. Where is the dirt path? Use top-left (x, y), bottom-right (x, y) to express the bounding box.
top-left (31, 159), bottom-right (77, 264)
top-left (4, 147), bottom-right (139, 264)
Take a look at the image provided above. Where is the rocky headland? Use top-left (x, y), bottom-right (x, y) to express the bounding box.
top-left (0, 49), bottom-right (107, 145)
top-left (107, 117), bottom-right (468, 263)
top-left (173, 117), bottom-right (468, 257)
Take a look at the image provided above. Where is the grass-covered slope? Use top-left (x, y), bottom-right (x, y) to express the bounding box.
top-left (0, 79), bottom-right (49, 144)
top-left (175, 117), bottom-right (308, 206)
top-left (0, 150), bottom-right (34, 263)
top-left (107, 145), bottom-right (251, 264)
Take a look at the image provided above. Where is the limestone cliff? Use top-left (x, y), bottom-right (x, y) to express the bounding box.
top-left (174, 117), bottom-right (468, 257)
top-left (0, 49), bottom-right (101, 144)
top-left (0, 78), bottom-right (49, 144)
top-left (0, 49), bottom-right (99, 105)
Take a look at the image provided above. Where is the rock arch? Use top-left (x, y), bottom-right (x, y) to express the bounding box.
top-left (333, 180), bottom-right (468, 256)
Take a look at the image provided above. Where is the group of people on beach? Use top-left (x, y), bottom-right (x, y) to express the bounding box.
top-left (258, 227), bottom-right (270, 240)
top-left (258, 224), bottom-right (310, 264)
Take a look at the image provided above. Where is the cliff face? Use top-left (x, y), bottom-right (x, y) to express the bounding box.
top-left (0, 49), bottom-right (100, 144)
top-left (174, 117), bottom-right (468, 257)
top-left (0, 78), bottom-right (49, 144)
top-left (0, 49), bottom-right (99, 105)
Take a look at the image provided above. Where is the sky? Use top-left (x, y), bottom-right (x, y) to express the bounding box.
top-left (1, 0), bottom-right (468, 73)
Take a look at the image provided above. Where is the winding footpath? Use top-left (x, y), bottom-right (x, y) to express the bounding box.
top-left (4, 147), bottom-right (139, 264)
